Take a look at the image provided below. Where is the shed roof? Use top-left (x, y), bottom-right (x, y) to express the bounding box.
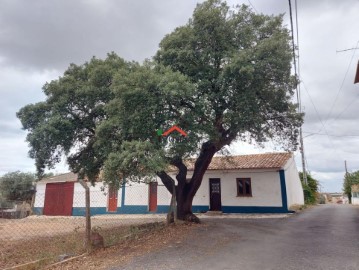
top-left (38, 172), bottom-right (79, 183)
top-left (37, 152), bottom-right (292, 183)
top-left (181, 152), bottom-right (292, 171)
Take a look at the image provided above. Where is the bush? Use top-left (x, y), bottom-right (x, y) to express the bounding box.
top-left (300, 172), bottom-right (319, 205)
top-left (0, 171), bottom-right (36, 202)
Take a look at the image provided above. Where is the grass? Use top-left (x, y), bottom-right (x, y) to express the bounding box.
top-left (0, 222), bottom-right (165, 269)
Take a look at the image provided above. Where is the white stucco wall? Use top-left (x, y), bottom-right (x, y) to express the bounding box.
top-left (73, 182), bottom-right (122, 208)
top-left (35, 162), bottom-right (303, 211)
top-left (34, 182), bottom-right (122, 209)
top-left (157, 185), bottom-right (172, 205)
top-left (34, 183), bottom-right (46, 207)
top-left (352, 194), bottom-right (359, 205)
top-left (283, 157), bottom-right (304, 207)
top-left (123, 183), bottom-right (171, 206)
top-left (170, 170), bottom-right (283, 207)
top-left (124, 182), bottom-right (148, 205)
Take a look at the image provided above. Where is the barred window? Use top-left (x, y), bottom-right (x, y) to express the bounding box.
top-left (236, 178), bottom-right (252, 197)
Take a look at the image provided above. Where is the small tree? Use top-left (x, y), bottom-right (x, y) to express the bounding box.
top-left (299, 172), bottom-right (318, 204)
top-left (0, 171), bottom-right (36, 202)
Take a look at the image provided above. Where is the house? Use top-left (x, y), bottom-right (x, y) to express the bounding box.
top-left (327, 192), bottom-right (345, 204)
top-left (351, 184), bottom-right (359, 205)
top-left (33, 152), bottom-right (304, 216)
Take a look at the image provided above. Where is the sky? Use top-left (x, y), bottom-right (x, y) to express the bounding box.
top-left (0, 0), bottom-right (358, 192)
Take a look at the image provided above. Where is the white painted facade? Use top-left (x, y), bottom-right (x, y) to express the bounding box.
top-left (351, 197), bottom-right (359, 205)
top-left (34, 154), bottom-right (304, 215)
top-left (284, 158), bottom-right (305, 208)
top-left (168, 170), bottom-right (284, 207)
top-left (34, 181), bottom-right (122, 209)
top-left (351, 184), bottom-right (359, 205)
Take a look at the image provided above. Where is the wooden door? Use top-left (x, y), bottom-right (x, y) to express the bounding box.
top-left (43, 182), bottom-right (74, 216)
top-left (209, 178), bottom-right (222, 211)
top-left (108, 185), bottom-right (118, 212)
top-left (148, 182), bottom-right (158, 212)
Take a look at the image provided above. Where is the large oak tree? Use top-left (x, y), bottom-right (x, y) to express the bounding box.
top-left (102, 1), bottom-right (302, 221)
top-left (18, 0), bottom-right (302, 222)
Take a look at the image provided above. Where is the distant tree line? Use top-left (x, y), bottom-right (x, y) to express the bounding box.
top-left (0, 171), bottom-right (54, 204)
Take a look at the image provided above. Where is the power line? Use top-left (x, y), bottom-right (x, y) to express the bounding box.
top-left (300, 79), bottom-right (344, 162)
top-left (321, 40), bottom-right (359, 129)
top-left (336, 47), bottom-right (359, 53)
top-left (301, 80), bottom-right (327, 133)
top-left (330, 92), bottom-right (359, 123)
top-left (247, 0), bottom-right (258, 13)
top-left (303, 131), bottom-right (359, 138)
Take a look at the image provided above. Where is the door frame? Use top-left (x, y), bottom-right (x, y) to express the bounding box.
top-left (209, 178), bottom-right (222, 211)
top-left (148, 182), bottom-right (158, 212)
top-left (43, 182), bottom-right (74, 216)
top-left (107, 185), bottom-right (118, 212)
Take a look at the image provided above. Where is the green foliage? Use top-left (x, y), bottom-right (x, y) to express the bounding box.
top-left (103, 141), bottom-right (167, 187)
top-left (17, 53), bottom-right (127, 180)
top-left (299, 172), bottom-right (318, 205)
top-left (18, 0), bottom-right (302, 208)
top-left (101, 0), bottom-right (302, 183)
top-left (343, 170), bottom-right (359, 203)
top-left (155, 0), bottom-right (302, 150)
top-left (0, 171), bottom-right (36, 202)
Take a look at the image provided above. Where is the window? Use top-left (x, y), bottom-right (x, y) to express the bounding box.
top-left (236, 178), bottom-right (252, 197)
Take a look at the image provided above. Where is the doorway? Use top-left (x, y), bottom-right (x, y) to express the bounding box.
top-left (43, 182), bottom-right (74, 216)
top-left (148, 182), bottom-right (158, 212)
top-left (108, 185), bottom-right (118, 212)
top-left (209, 178), bottom-right (222, 211)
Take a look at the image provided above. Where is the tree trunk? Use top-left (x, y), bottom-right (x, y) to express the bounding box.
top-left (176, 188), bottom-right (199, 223)
top-left (174, 142), bottom-right (218, 223)
top-left (167, 181), bottom-right (178, 224)
top-left (158, 141), bottom-right (222, 224)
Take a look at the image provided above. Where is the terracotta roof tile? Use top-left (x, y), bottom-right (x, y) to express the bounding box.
top-left (38, 153), bottom-right (292, 183)
top-left (38, 172), bottom-right (79, 183)
top-left (181, 152), bottom-right (292, 171)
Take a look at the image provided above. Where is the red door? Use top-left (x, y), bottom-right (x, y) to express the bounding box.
top-left (108, 186), bottom-right (118, 212)
top-left (43, 182), bottom-right (74, 216)
top-left (148, 182), bottom-right (158, 212)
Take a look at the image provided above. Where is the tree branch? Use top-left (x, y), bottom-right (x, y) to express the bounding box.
top-left (170, 157), bottom-right (187, 187)
top-left (189, 141), bottom-right (217, 197)
top-left (156, 171), bottom-right (175, 194)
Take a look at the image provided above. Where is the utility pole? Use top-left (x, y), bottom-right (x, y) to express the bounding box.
top-left (344, 160), bottom-right (352, 204)
top-left (288, 0), bottom-right (307, 185)
top-left (300, 128), bottom-right (307, 185)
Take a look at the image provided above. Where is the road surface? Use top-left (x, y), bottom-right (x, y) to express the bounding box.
top-left (112, 204), bottom-right (359, 270)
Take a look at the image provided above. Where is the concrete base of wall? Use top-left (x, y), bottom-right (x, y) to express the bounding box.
top-left (33, 205), bottom-right (290, 216)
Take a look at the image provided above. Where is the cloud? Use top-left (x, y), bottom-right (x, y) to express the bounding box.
top-left (0, 0), bottom-right (200, 71)
top-left (0, 0), bottom-right (359, 192)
